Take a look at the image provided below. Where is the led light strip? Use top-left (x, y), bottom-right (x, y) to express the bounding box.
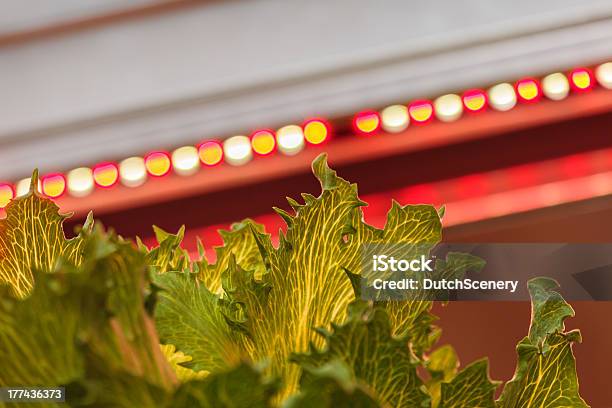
top-left (0, 63), bottom-right (611, 209)
top-left (354, 63), bottom-right (612, 134)
top-left (0, 118), bottom-right (331, 206)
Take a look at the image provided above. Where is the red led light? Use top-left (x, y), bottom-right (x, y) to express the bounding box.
top-left (250, 130), bottom-right (277, 156)
top-left (0, 183), bottom-right (15, 209)
top-left (303, 118), bottom-right (331, 145)
top-left (462, 89), bottom-right (487, 113)
top-left (515, 78), bottom-right (541, 103)
top-left (198, 141), bottom-right (224, 166)
top-left (353, 111), bottom-right (381, 135)
top-left (93, 162), bottom-right (119, 188)
top-left (144, 151), bottom-right (172, 177)
top-left (408, 100), bottom-right (434, 124)
top-left (569, 68), bottom-right (594, 92)
top-left (41, 173), bottom-right (66, 198)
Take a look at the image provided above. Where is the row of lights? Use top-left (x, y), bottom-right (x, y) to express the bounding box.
top-left (0, 119), bottom-right (330, 207)
top-left (1, 63), bottom-right (611, 209)
top-left (353, 63), bottom-right (612, 134)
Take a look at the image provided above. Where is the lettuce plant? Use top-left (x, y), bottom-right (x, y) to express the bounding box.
top-left (0, 156), bottom-right (588, 407)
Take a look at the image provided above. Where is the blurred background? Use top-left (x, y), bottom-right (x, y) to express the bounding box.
top-left (1, 0), bottom-right (611, 404)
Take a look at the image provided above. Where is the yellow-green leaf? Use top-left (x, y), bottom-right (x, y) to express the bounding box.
top-left (199, 220), bottom-right (268, 293)
top-left (284, 360), bottom-right (381, 408)
top-left (153, 270), bottom-right (248, 373)
top-left (228, 154), bottom-right (444, 398)
top-left (0, 171), bottom-right (92, 297)
top-left (143, 225), bottom-right (191, 275)
top-left (426, 345), bottom-right (459, 407)
top-left (438, 359), bottom-right (498, 408)
top-left (497, 278), bottom-right (589, 407)
top-left (171, 362), bottom-right (280, 408)
top-left (291, 301), bottom-right (430, 407)
top-left (160, 344), bottom-right (208, 381)
top-left (0, 228), bottom-right (176, 393)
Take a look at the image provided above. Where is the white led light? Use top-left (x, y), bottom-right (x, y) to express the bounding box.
top-left (487, 83), bottom-right (517, 111)
top-left (542, 73), bottom-right (569, 101)
top-left (67, 167), bottom-right (94, 197)
top-left (595, 62), bottom-right (612, 89)
top-left (223, 135), bottom-right (253, 166)
top-left (119, 157), bottom-right (147, 187)
top-left (276, 125), bottom-right (305, 155)
top-left (16, 177), bottom-right (40, 196)
top-left (381, 105), bottom-right (409, 132)
top-left (434, 94), bottom-right (463, 122)
top-left (172, 146), bottom-right (200, 176)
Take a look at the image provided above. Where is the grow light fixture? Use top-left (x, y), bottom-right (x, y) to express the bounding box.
top-left (16, 178), bottom-right (36, 196)
top-left (67, 167), bottom-right (95, 197)
top-left (198, 141), bottom-right (224, 166)
top-left (408, 100), bottom-right (434, 124)
top-left (1, 62), bottom-right (610, 204)
top-left (93, 162), bottom-right (119, 188)
top-left (119, 157), bottom-right (147, 187)
top-left (569, 68), bottom-right (594, 91)
top-left (303, 119), bottom-right (330, 144)
top-left (145, 152), bottom-right (172, 177)
top-left (541, 73), bottom-right (570, 100)
top-left (487, 83), bottom-right (517, 111)
top-left (596, 63), bottom-right (612, 89)
top-left (353, 111), bottom-right (381, 135)
top-left (251, 130), bottom-right (276, 156)
top-left (223, 135), bottom-right (252, 166)
top-left (171, 146), bottom-right (200, 176)
top-left (434, 94), bottom-right (463, 122)
top-left (515, 79), bottom-right (541, 103)
top-left (0, 183), bottom-right (14, 208)
top-left (41, 174), bottom-right (66, 198)
top-left (461, 90), bottom-right (487, 113)
top-left (276, 125), bottom-right (305, 155)
top-left (380, 105), bottom-right (410, 132)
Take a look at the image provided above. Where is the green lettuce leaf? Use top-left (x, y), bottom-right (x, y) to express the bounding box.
top-left (291, 300), bottom-right (429, 407)
top-left (496, 277), bottom-right (588, 408)
top-left (67, 361), bottom-right (277, 408)
top-left (201, 220), bottom-right (269, 293)
top-left (171, 362), bottom-right (279, 408)
top-left (284, 360), bottom-right (380, 408)
top-left (143, 220), bottom-right (267, 294)
top-left (425, 345), bottom-right (459, 407)
top-left (143, 225), bottom-right (191, 275)
top-left (0, 171), bottom-right (92, 297)
top-left (383, 251), bottom-right (485, 356)
top-left (153, 270), bottom-right (248, 373)
top-left (0, 226), bottom-right (176, 402)
top-left (438, 359), bottom-right (498, 408)
top-left (160, 344), bottom-right (208, 381)
top-left (224, 154), bottom-right (444, 398)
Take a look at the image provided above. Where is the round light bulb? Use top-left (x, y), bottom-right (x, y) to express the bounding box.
top-left (224, 136), bottom-right (253, 165)
top-left (381, 105), bottom-right (409, 132)
top-left (276, 125), bottom-right (305, 155)
top-left (542, 73), bottom-right (569, 101)
top-left (67, 167), bottom-right (94, 197)
top-left (120, 157), bottom-right (147, 187)
top-left (434, 94), bottom-right (463, 122)
top-left (595, 62), bottom-right (612, 89)
top-left (487, 83), bottom-right (517, 111)
top-left (172, 146), bottom-right (200, 176)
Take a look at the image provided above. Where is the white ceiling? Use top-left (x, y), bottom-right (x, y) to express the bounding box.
top-left (0, 0), bottom-right (611, 179)
top-left (0, 0), bottom-right (160, 35)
